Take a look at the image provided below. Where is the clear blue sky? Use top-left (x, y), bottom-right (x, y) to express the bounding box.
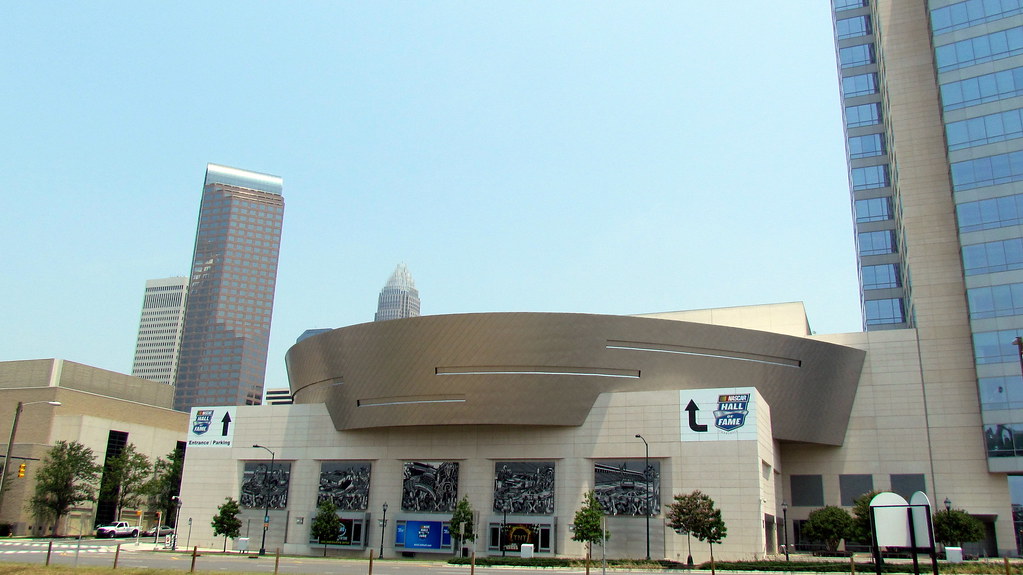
top-left (0, 2), bottom-right (861, 391)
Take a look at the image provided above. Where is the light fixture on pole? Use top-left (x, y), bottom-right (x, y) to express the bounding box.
top-left (171, 496), bottom-right (183, 550)
top-left (252, 444), bottom-right (276, 556)
top-left (635, 434), bottom-right (651, 561)
top-left (379, 502), bottom-right (388, 559)
top-left (781, 501), bottom-right (789, 562)
top-left (0, 400), bottom-right (61, 518)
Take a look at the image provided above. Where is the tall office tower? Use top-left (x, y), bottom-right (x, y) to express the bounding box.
top-left (173, 163), bottom-right (284, 411)
top-left (130, 277), bottom-right (188, 385)
top-left (831, 0), bottom-right (1023, 478)
top-left (374, 263), bottom-right (420, 321)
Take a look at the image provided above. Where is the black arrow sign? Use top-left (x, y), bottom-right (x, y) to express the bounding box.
top-left (685, 400), bottom-right (708, 432)
top-left (221, 411), bottom-right (232, 436)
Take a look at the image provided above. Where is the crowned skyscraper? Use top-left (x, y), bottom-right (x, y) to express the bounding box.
top-left (173, 163), bottom-right (284, 411)
top-left (375, 263), bottom-right (420, 321)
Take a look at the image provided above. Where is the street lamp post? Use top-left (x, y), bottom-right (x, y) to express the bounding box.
top-left (252, 444), bottom-right (276, 556)
top-left (781, 501), bottom-right (789, 561)
top-left (379, 502), bottom-right (388, 559)
top-left (0, 400), bottom-right (61, 520)
top-left (171, 496), bottom-right (183, 550)
top-left (635, 434), bottom-right (651, 561)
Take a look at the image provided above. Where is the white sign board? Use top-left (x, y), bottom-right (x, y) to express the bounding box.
top-left (187, 406), bottom-right (236, 448)
top-left (680, 387), bottom-right (758, 442)
top-left (871, 491), bottom-right (934, 549)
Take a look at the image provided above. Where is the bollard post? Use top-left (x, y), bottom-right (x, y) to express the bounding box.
top-left (190, 546), bottom-right (198, 573)
top-left (114, 544), bottom-right (121, 569)
top-left (368, 548), bottom-right (374, 575)
top-left (274, 548), bottom-right (280, 575)
top-left (45, 540), bottom-right (53, 566)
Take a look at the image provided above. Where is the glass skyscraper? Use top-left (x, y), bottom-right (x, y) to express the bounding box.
top-left (173, 163), bottom-right (284, 411)
top-left (374, 263), bottom-right (420, 321)
top-left (831, 0), bottom-right (1023, 477)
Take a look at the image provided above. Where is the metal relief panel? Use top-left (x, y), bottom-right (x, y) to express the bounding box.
top-left (493, 461), bottom-right (555, 515)
top-left (594, 459), bottom-right (660, 516)
top-left (240, 461), bottom-right (291, 509)
top-left (401, 461), bottom-right (459, 512)
top-left (317, 461), bottom-right (371, 511)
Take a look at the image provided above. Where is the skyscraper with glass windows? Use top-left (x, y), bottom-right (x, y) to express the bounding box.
top-left (172, 163), bottom-right (284, 411)
top-left (131, 276), bottom-right (188, 385)
top-left (374, 263), bottom-right (420, 321)
top-left (831, 0), bottom-right (1023, 481)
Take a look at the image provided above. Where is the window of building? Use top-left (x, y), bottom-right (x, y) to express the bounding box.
top-left (865, 298), bottom-right (906, 325)
top-left (947, 108), bottom-right (1023, 151)
top-left (936, 27), bottom-right (1023, 72)
top-left (852, 164), bottom-right (890, 190)
top-left (846, 103), bottom-right (882, 128)
top-left (862, 263), bottom-right (901, 289)
top-left (932, 0), bottom-right (1023, 35)
top-left (858, 230), bottom-right (896, 255)
top-left (849, 133), bottom-right (886, 159)
top-left (839, 475), bottom-right (874, 506)
top-left (952, 150), bottom-right (1023, 191)
top-left (968, 282), bottom-right (1023, 319)
top-left (979, 375), bottom-right (1023, 410)
top-left (963, 238), bottom-right (1023, 275)
top-left (842, 73), bottom-right (879, 98)
top-left (834, 0), bottom-right (868, 10)
top-left (889, 474), bottom-right (926, 500)
top-left (837, 16), bottom-right (872, 40)
top-left (790, 475), bottom-right (825, 507)
top-left (985, 423), bottom-right (1023, 457)
top-left (941, 67), bottom-right (1023, 111)
top-left (840, 44), bottom-right (876, 68)
top-left (856, 197), bottom-right (893, 223)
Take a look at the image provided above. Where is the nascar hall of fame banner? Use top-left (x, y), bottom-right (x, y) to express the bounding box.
top-left (187, 406), bottom-right (237, 448)
top-left (680, 388), bottom-right (758, 442)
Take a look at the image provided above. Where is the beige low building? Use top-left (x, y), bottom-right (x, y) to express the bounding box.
top-left (176, 303), bottom-right (1011, 560)
top-left (0, 359), bottom-right (188, 536)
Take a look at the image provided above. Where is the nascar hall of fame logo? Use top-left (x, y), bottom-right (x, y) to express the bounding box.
top-left (192, 409), bottom-right (214, 435)
top-left (713, 394), bottom-right (749, 432)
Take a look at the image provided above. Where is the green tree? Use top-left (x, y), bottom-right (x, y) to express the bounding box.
top-left (849, 490), bottom-right (881, 544)
top-left (145, 449), bottom-right (184, 526)
top-left (666, 490), bottom-right (715, 566)
top-left (571, 490), bottom-right (609, 561)
top-left (933, 508), bottom-right (985, 547)
top-left (211, 497), bottom-right (242, 552)
top-left (310, 499), bottom-right (341, 556)
top-left (802, 505), bottom-right (852, 552)
top-left (99, 443), bottom-right (152, 520)
top-left (450, 495), bottom-right (476, 554)
top-left (27, 440), bottom-right (101, 536)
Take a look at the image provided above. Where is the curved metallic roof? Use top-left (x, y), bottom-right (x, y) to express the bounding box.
top-left (285, 312), bottom-right (865, 445)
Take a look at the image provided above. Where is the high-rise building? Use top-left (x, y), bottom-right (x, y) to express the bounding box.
top-left (130, 277), bottom-right (188, 385)
top-left (173, 163), bottom-right (284, 411)
top-left (374, 263), bottom-right (420, 321)
top-left (831, 0), bottom-right (1023, 477)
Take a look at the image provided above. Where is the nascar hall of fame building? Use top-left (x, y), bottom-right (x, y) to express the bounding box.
top-left (176, 304), bottom-right (1011, 560)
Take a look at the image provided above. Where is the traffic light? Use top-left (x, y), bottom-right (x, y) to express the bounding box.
top-left (17, 463), bottom-right (26, 478)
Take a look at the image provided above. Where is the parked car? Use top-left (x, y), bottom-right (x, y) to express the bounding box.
top-left (95, 522), bottom-right (138, 538)
top-left (142, 525), bottom-right (175, 537)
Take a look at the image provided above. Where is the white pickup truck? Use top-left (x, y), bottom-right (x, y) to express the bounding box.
top-left (95, 521), bottom-right (138, 538)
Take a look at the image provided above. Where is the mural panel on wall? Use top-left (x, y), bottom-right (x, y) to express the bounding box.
top-left (401, 461), bottom-right (459, 512)
top-left (240, 461), bottom-right (291, 509)
top-left (318, 461), bottom-right (372, 510)
top-left (493, 461), bottom-right (555, 514)
top-left (593, 459), bottom-right (660, 516)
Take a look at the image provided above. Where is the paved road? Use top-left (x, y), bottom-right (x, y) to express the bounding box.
top-left (0, 539), bottom-right (643, 574)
